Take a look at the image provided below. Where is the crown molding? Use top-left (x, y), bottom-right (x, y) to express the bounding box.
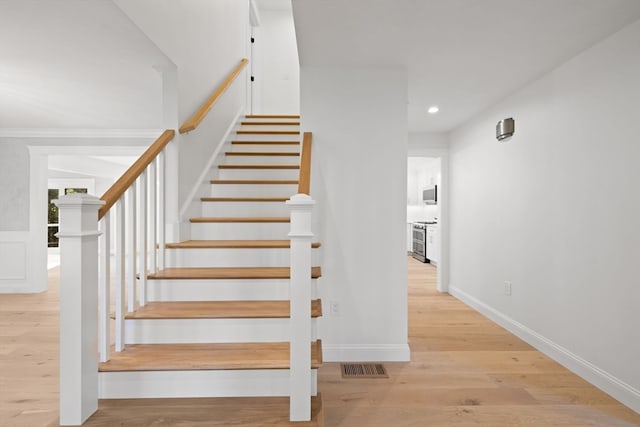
top-left (0, 128), bottom-right (165, 139)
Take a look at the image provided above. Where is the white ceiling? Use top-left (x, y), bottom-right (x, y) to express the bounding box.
top-left (293, 0), bottom-right (640, 133)
top-left (0, 0), bottom-right (171, 129)
top-left (3, 1), bottom-right (640, 135)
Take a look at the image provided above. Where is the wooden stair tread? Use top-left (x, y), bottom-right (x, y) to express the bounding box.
top-left (245, 114), bottom-right (300, 119)
top-left (241, 121), bottom-right (300, 126)
top-left (190, 216), bottom-right (290, 223)
top-left (147, 266), bottom-right (322, 280)
top-left (219, 164), bottom-right (299, 169)
top-left (125, 300), bottom-right (322, 319)
top-left (201, 197), bottom-right (289, 202)
top-left (231, 140), bottom-right (300, 145)
top-left (237, 130), bottom-right (300, 135)
top-left (225, 151), bottom-right (300, 156)
top-left (99, 341), bottom-right (322, 372)
top-left (166, 240), bottom-right (321, 249)
top-left (211, 179), bottom-right (298, 184)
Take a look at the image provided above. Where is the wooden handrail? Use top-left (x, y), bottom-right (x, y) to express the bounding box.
top-left (298, 132), bottom-right (312, 195)
top-left (99, 129), bottom-right (175, 220)
top-left (179, 58), bottom-right (249, 134)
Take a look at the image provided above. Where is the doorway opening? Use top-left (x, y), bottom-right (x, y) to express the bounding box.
top-left (407, 154), bottom-right (448, 293)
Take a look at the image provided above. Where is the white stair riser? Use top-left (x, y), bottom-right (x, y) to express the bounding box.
top-left (190, 222), bottom-right (290, 240)
top-left (231, 144), bottom-right (300, 153)
top-left (99, 369), bottom-right (317, 399)
top-left (166, 248), bottom-right (320, 268)
top-left (201, 201), bottom-right (289, 217)
top-left (223, 155), bottom-right (300, 165)
top-left (210, 184), bottom-right (298, 197)
top-left (218, 168), bottom-right (299, 180)
top-left (124, 318), bottom-right (318, 344)
top-left (233, 134), bottom-right (300, 142)
top-left (146, 278), bottom-right (319, 301)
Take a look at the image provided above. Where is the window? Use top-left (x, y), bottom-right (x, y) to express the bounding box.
top-left (47, 187), bottom-right (88, 247)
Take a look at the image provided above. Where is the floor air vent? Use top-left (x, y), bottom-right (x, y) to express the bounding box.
top-left (340, 363), bottom-right (389, 379)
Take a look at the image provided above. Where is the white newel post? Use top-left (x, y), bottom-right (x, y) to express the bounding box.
top-left (55, 194), bottom-right (104, 426)
top-left (287, 193), bottom-right (315, 422)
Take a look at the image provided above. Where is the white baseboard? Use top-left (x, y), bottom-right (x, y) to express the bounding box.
top-left (449, 285), bottom-right (640, 414)
top-left (322, 344), bottom-right (410, 362)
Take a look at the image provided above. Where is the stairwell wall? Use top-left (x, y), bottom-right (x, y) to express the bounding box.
top-left (448, 19), bottom-right (640, 412)
top-left (113, 0), bottom-right (251, 233)
top-left (300, 66), bottom-right (410, 361)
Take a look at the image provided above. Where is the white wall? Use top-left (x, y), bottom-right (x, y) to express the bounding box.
top-left (407, 157), bottom-right (440, 223)
top-left (114, 0), bottom-right (251, 225)
top-left (300, 66), bottom-right (409, 361)
top-left (252, 9), bottom-right (300, 114)
top-left (448, 19), bottom-right (640, 412)
top-left (409, 132), bottom-right (448, 153)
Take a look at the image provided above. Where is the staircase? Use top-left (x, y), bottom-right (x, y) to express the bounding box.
top-left (57, 115), bottom-right (323, 425)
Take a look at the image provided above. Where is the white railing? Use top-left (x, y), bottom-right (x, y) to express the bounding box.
top-left (288, 131), bottom-right (315, 421)
top-left (55, 130), bottom-right (173, 425)
top-left (54, 58), bottom-right (250, 425)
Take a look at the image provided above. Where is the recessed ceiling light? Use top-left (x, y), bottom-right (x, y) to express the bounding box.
top-left (428, 106), bottom-right (440, 114)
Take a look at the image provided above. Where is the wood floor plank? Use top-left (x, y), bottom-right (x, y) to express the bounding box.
top-left (4, 261), bottom-right (640, 426)
top-left (83, 395), bottom-right (323, 427)
top-left (146, 266), bottom-right (322, 280)
top-left (125, 299), bottom-right (323, 319)
top-left (98, 341), bottom-right (322, 372)
top-left (166, 240), bottom-right (321, 249)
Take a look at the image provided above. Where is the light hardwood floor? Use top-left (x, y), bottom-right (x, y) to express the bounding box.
top-left (1, 259), bottom-right (639, 426)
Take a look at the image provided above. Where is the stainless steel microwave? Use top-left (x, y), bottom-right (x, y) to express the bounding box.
top-left (422, 185), bottom-right (437, 204)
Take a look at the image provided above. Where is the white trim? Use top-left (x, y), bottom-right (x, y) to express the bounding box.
top-left (29, 146), bottom-right (146, 156)
top-left (99, 369), bottom-right (318, 399)
top-left (322, 344), bottom-right (410, 362)
top-left (178, 106), bottom-right (244, 219)
top-left (449, 285), bottom-right (640, 414)
top-left (407, 148), bottom-right (450, 293)
top-left (249, 0), bottom-right (261, 26)
top-left (0, 128), bottom-right (164, 139)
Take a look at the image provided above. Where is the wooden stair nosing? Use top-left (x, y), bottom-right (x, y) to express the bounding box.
top-left (200, 197), bottom-right (290, 202)
top-left (218, 164), bottom-right (300, 169)
top-left (189, 216), bottom-right (290, 223)
top-left (146, 266), bottom-right (322, 280)
top-left (125, 299), bottom-right (322, 320)
top-left (98, 340), bottom-right (322, 372)
top-left (240, 121), bottom-right (300, 126)
top-left (165, 240), bottom-right (321, 249)
top-left (225, 151), bottom-right (300, 157)
top-left (237, 130), bottom-right (300, 135)
top-left (245, 114), bottom-right (300, 119)
top-left (231, 140), bottom-right (300, 145)
top-left (210, 179), bottom-right (299, 185)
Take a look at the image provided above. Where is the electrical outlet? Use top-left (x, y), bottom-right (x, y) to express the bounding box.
top-left (504, 281), bottom-right (512, 296)
top-left (330, 300), bottom-right (340, 315)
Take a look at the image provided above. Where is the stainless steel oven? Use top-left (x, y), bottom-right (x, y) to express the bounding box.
top-left (412, 223), bottom-right (427, 262)
top-left (412, 221), bottom-right (437, 263)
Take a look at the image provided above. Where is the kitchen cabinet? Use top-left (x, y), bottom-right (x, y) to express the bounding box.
top-left (426, 225), bottom-right (438, 265)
